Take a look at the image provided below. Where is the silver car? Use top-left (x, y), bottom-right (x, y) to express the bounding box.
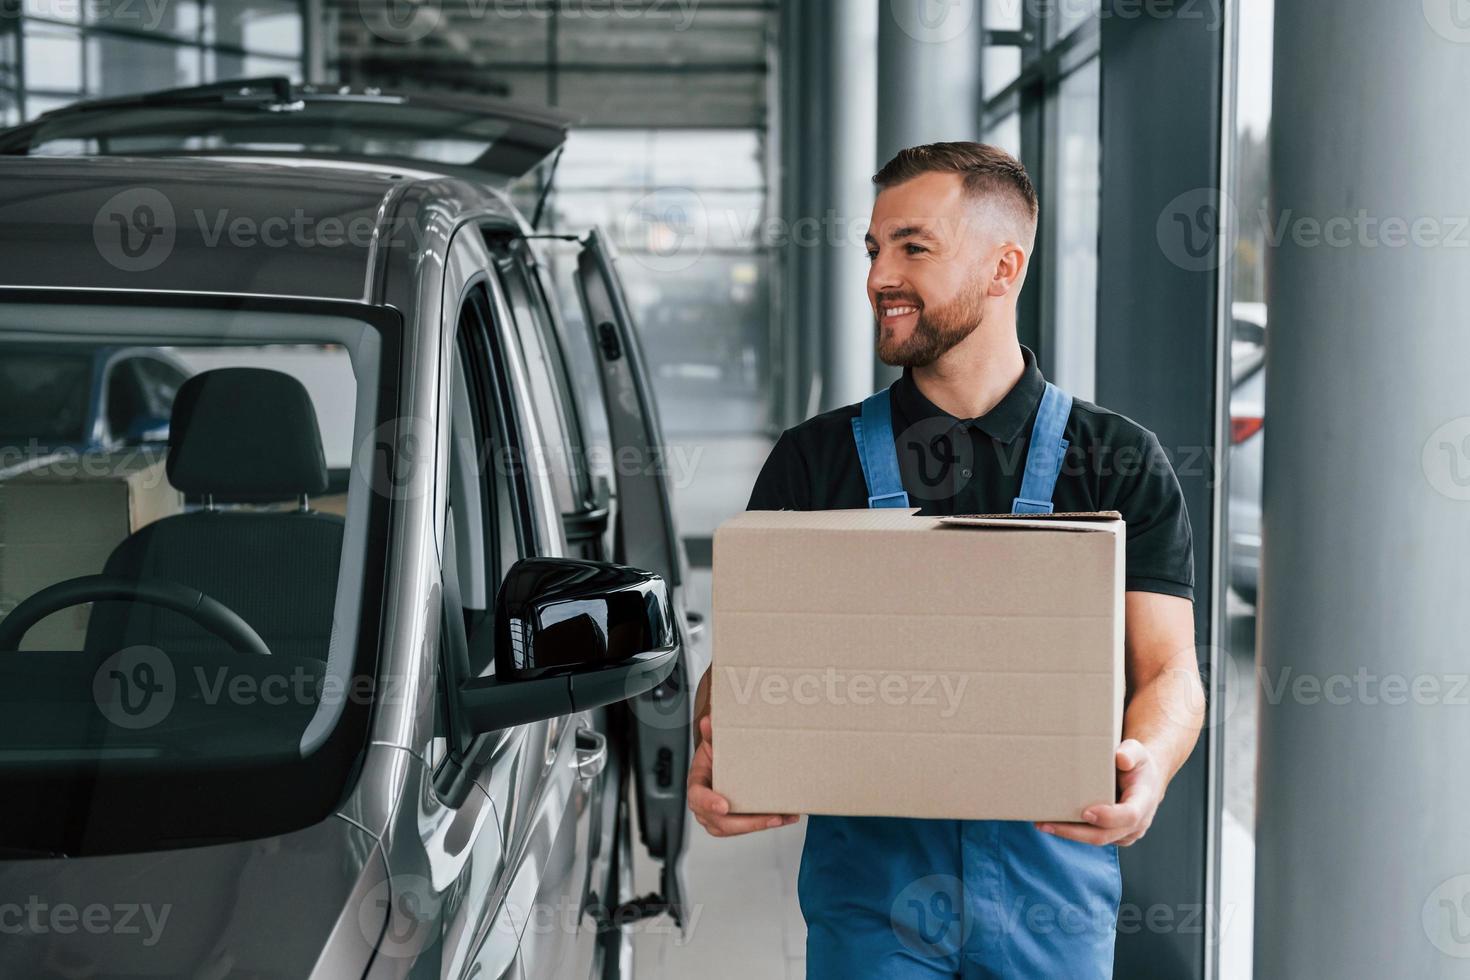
top-left (1228, 301), bottom-right (1266, 605)
top-left (0, 78), bottom-right (696, 979)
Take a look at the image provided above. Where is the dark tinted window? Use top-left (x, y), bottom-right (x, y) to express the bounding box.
top-left (104, 358), bottom-right (148, 440)
top-left (133, 356), bottom-right (189, 415)
top-left (0, 349), bottom-right (92, 447)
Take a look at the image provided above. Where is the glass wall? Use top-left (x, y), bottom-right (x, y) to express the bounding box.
top-left (1220, 0), bottom-right (1273, 977)
top-left (542, 127), bottom-right (774, 438)
top-left (0, 0), bottom-right (303, 120)
top-left (979, 0), bottom-right (1101, 400)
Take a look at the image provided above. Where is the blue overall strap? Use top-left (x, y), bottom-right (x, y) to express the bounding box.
top-left (1011, 381), bottom-right (1074, 514)
top-left (849, 385), bottom-right (911, 509)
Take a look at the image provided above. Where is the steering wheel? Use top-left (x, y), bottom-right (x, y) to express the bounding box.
top-left (0, 574), bottom-right (272, 657)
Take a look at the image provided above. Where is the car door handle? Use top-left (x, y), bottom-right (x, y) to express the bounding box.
top-left (574, 727), bottom-right (608, 781)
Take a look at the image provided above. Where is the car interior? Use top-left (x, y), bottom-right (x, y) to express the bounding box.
top-left (84, 367), bottom-right (345, 664)
top-left (0, 314), bottom-right (385, 771)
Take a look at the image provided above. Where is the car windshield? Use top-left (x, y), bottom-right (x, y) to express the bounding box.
top-left (0, 300), bottom-right (398, 856)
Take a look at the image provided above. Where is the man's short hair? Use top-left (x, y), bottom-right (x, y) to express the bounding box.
top-left (873, 141), bottom-right (1038, 243)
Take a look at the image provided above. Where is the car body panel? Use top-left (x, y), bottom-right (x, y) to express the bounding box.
top-left (0, 812), bottom-right (383, 978)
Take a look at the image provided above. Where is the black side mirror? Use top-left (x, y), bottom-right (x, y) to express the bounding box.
top-left (456, 558), bottom-right (678, 734)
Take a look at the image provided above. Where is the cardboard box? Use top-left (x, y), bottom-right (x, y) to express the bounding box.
top-left (711, 508), bottom-right (1125, 822)
top-left (0, 452), bottom-right (183, 651)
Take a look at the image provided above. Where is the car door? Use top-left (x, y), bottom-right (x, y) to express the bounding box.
top-left (566, 227), bottom-right (693, 930)
top-left (449, 228), bottom-right (608, 980)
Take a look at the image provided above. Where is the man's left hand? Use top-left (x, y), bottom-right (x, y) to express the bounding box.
top-left (1033, 738), bottom-right (1164, 847)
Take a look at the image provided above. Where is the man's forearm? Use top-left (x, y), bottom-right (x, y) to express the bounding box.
top-left (1122, 646), bottom-right (1205, 782)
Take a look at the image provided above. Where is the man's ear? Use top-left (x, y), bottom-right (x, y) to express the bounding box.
top-left (988, 242), bottom-right (1029, 298)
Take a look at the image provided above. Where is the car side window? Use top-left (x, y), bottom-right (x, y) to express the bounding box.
top-left (448, 285), bottom-right (531, 676)
top-left (133, 356), bottom-right (188, 417)
top-left (433, 282), bottom-right (537, 766)
top-left (489, 238), bottom-right (591, 519)
top-left (104, 358), bottom-right (147, 442)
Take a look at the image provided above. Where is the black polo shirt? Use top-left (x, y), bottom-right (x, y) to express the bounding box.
top-left (746, 345), bottom-right (1195, 600)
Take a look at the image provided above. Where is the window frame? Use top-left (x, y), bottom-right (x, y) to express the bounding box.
top-left (434, 274), bottom-right (540, 767)
top-left (981, 1), bottom-right (1102, 374)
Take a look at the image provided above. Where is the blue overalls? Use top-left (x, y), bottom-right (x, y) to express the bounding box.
top-left (799, 380), bottom-right (1122, 979)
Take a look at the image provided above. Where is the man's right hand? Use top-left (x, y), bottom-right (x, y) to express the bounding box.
top-left (687, 715), bottom-right (800, 837)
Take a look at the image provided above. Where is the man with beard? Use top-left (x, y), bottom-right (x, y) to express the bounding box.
top-left (686, 142), bottom-right (1203, 978)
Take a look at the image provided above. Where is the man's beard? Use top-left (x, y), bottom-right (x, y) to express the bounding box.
top-left (874, 276), bottom-right (988, 368)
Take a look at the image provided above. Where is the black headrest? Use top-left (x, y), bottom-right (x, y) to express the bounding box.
top-left (166, 368), bottom-right (328, 501)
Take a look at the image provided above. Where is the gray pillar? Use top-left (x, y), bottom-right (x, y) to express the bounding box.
top-left (779, 0), bottom-right (877, 420)
top-left (1255, 4), bottom-right (1470, 977)
top-left (1096, 3), bottom-right (1225, 977)
top-left (873, 0), bottom-right (983, 388)
top-left (302, 0), bottom-right (328, 84)
top-left (823, 0), bottom-right (878, 412)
